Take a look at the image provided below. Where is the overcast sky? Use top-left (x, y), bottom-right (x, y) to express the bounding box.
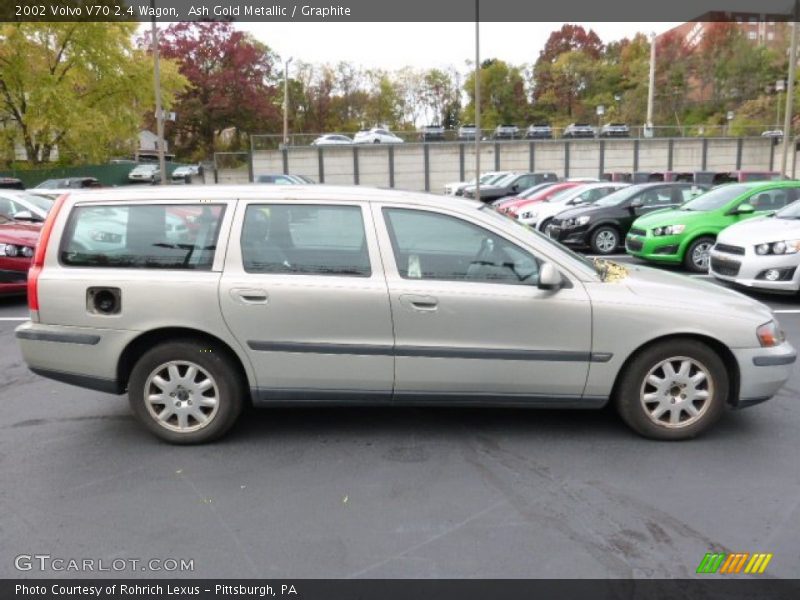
top-left (237, 22), bottom-right (683, 70)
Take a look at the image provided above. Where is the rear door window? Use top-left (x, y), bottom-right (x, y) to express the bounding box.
top-left (60, 204), bottom-right (226, 270)
top-left (241, 204), bottom-right (371, 277)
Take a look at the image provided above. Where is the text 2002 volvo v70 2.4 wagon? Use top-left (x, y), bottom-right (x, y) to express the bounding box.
top-left (15, 186), bottom-right (796, 443)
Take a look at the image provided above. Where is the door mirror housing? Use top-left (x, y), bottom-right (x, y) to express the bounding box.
top-left (736, 203), bottom-right (755, 215)
top-left (629, 198), bottom-right (644, 209)
top-left (12, 210), bottom-right (40, 222)
top-left (538, 262), bottom-right (562, 290)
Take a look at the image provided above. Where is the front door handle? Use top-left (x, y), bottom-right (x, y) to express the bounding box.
top-left (399, 294), bottom-right (438, 312)
top-left (231, 288), bottom-right (269, 304)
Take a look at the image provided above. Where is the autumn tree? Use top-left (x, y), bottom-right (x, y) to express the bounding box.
top-left (147, 22), bottom-right (280, 159)
top-left (0, 22), bottom-right (185, 165)
top-left (463, 59), bottom-right (527, 127)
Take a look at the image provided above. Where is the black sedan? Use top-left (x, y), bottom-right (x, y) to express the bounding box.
top-left (462, 172), bottom-right (558, 203)
top-left (545, 182), bottom-right (708, 254)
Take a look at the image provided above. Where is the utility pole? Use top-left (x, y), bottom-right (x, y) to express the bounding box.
top-left (474, 0), bottom-right (480, 202)
top-left (646, 31), bottom-right (656, 137)
top-left (782, 1), bottom-right (799, 177)
top-left (283, 57), bottom-right (293, 147)
top-left (151, 0), bottom-right (167, 184)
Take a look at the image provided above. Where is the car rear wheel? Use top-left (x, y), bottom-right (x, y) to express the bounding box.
top-left (684, 236), bottom-right (715, 273)
top-left (128, 340), bottom-right (244, 444)
top-left (590, 226), bottom-right (619, 254)
top-left (615, 339), bottom-right (727, 440)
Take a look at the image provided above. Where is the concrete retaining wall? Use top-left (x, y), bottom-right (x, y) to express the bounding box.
top-left (247, 137), bottom-right (781, 193)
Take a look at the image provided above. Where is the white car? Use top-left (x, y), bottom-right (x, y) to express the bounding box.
top-left (710, 200), bottom-right (800, 292)
top-left (353, 128), bottom-right (404, 144)
top-left (444, 172), bottom-right (509, 196)
top-left (128, 164), bottom-right (160, 183)
top-left (171, 165), bottom-right (203, 182)
top-left (518, 183), bottom-right (630, 231)
top-left (0, 190), bottom-right (58, 221)
top-left (310, 134), bottom-right (353, 146)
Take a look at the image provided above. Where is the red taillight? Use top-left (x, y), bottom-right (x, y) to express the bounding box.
top-left (28, 193), bottom-right (68, 314)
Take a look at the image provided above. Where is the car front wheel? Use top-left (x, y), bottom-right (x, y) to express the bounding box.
top-left (684, 236), bottom-right (715, 273)
top-left (128, 339), bottom-right (244, 444)
top-left (590, 226), bottom-right (619, 254)
top-left (615, 339), bottom-right (728, 440)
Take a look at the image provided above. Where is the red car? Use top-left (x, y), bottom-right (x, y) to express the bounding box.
top-left (0, 216), bottom-right (41, 296)
top-left (497, 182), bottom-right (584, 216)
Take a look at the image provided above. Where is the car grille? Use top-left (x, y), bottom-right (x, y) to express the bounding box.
top-left (629, 228), bottom-right (647, 237)
top-left (626, 238), bottom-right (644, 252)
top-left (711, 257), bottom-right (741, 277)
top-left (713, 243), bottom-right (745, 255)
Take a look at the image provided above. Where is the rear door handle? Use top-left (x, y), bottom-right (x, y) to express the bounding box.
top-left (231, 288), bottom-right (269, 304)
top-left (399, 294), bottom-right (438, 312)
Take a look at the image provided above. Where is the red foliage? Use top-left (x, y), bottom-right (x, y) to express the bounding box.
top-left (142, 22), bottom-right (280, 156)
top-left (538, 24), bottom-right (604, 62)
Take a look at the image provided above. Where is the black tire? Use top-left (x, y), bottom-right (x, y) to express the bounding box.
top-left (539, 217), bottom-right (553, 232)
top-left (590, 226), bottom-right (620, 255)
top-left (128, 339), bottom-right (244, 444)
top-left (373, 139), bottom-right (380, 144)
top-left (684, 236), bottom-right (715, 273)
top-left (615, 339), bottom-right (728, 440)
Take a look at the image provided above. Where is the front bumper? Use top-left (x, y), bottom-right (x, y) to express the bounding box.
top-left (625, 232), bottom-right (684, 263)
top-left (545, 223), bottom-right (592, 247)
top-left (0, 267), bottom-right (28, 295)
top-left (732, 343), bottom-right (797, 407)
top-left (709, 248), bottom-right (800, 292)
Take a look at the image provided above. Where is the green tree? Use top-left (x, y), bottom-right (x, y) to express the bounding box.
top-left (0, 22), bottom-right (186, 165)
top-left (463, 59), bottom-right (527, 128)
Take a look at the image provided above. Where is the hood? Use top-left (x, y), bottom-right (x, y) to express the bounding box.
top-left (0, 221), bottom-right (42, 246)
top-left (555, 203), bottom-right (610, 221)
top-left (718, 215), bottom-right (800, 245)
top-left (619, 261), bottom-right (772, 320)
top-left (632, 207), bottom-right (713, 228)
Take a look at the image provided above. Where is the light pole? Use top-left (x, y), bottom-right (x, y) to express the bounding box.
top-left (474, 0), bottom-right (480, 202)
top-left (645, 31), bottom-right (656, 138)
top-left (596, 104), bottom-right (605, 137)
top-left (150, 0), bottom-right (166, 185)
top-left (776, 79), bottom-right (786, 129)
top-left (283, 57), bottom-right (293, 148)
top-left (781, 1), bottom-right (799, 177)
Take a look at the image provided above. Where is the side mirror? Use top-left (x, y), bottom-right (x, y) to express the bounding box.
top-left (538, 262), bottom-right (562, 290)
top-left (736, 203), bottom-right (755, 215)
top-left (12, 210), bottom-right (40, 222)
top-left (570, 198), bottom-right (586, 205)
top-left (511, 184), bottom-right (519, 192)
top-left (629, 198), bottom-right (644, 209)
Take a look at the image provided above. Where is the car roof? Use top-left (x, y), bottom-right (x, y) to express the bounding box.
top-left (62, 184), bottom-right (485, 210)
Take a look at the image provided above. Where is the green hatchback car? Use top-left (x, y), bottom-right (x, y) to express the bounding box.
top-left (626, 181), bottom-right (800, 272)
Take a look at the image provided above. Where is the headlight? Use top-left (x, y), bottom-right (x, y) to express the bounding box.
top-left (566, 215), bottom-right (590, 228)
top-left (756, 320), bottom-right (785, 347)
top-left (754, 240), bottom-right (800, 255)
top-left (652, 224), bottom-right (686, 236)
top-left (4, 244), bottom-right (18, 257)
top-left (21, 246), bottom-right (34, 258)
top-left (521, 211), bottom-right (537, 220)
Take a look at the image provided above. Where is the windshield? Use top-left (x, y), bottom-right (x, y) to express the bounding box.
top-left (775, 199), bottom-right (800, 219)
top-left (593, 186), bottom-right (644, 207)
top-left (17, 192), bottom-right (55, 213)
top-left (680, 184), bottom-right (750, 211)
top-left (548, 187), bottom-right (584, 203)
top-left (519, 182), bottom-right (556, 198)
top-left (491, 173), bottom-right (517, 187)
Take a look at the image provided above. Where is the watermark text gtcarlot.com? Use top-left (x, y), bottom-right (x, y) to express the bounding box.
top-left (14, 554), bottom-right (194, 573)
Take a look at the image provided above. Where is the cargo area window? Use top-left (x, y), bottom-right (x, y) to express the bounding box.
top-left (241, 204), bottom-right (371, 277)
top-left (59, 204), bottom-right (226, 270)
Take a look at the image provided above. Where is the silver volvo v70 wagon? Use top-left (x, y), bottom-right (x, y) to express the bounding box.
top-left (15, 186), bottom-right (796, 443)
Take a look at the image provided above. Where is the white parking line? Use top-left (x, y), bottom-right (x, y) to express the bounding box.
top-left (0, 317), bottom-right (27, 321)
top-left (774, 310), bottom-right (800, 314)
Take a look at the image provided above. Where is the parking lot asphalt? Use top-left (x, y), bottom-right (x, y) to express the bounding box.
top-left (1, 260), bottom-right (798, 579)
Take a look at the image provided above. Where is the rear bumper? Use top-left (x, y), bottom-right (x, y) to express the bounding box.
top-left (15, 321), bottom-right (133, 395)
top-left (731, 343), bottom-right (797, 407)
